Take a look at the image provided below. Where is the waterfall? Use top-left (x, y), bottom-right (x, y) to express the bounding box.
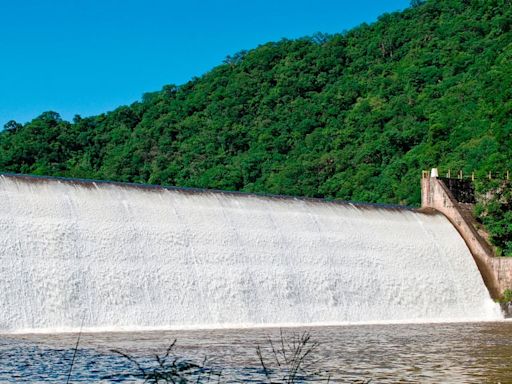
top-left (0, 174), bottom-right (501, 333)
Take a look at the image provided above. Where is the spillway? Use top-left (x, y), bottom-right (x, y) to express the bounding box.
top-left (0, 174), bottom-right (501, 333)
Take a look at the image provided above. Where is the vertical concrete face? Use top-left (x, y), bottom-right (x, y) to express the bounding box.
top-left (421, 174), bottom-right (430, 208)
top-left (421, 173), bottom-right (512, 299)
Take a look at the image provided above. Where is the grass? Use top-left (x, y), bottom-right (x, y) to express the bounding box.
top-left (256, 330), bottom-right (327, 383)
top-left (105, 339), bottom-right (221, 383)
top-left (62, 329), bottom-right (372, 383)
top-left (102, 330), bottom-right (349, 383)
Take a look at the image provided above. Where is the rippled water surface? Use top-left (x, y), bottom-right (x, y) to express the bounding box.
top-left (2, 322), bottom-right (512, 383)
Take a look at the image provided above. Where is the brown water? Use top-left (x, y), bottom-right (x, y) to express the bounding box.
top-left (2, 322), bottom-right (512, 383)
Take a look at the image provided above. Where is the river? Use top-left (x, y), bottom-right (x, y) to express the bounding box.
top-left (2, 321), bottom-right (511, 383)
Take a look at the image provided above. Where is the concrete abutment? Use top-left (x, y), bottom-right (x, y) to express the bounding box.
top-left (421, 171), bottom-right (512, 300)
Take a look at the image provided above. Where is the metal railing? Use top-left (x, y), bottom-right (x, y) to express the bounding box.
top-left (423, 169), bottom-right (511, 182)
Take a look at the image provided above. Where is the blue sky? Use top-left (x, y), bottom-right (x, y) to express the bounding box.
top-left (0, 0), bottom-right (410, 125)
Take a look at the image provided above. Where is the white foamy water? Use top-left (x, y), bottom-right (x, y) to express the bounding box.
top-left (0, 175), bottom-right (501, 333)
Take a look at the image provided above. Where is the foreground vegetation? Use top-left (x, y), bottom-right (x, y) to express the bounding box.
top-left (1, 0), bottom-right (511, 250)
top-left (103, 331), bottom-right (341, 383)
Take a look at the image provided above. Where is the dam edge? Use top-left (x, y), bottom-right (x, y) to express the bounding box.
top-left (0, 172), bottom-right (415, 212)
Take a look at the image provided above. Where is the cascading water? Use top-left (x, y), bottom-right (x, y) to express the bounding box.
top-left (0, 174), bottom-right (501, 333)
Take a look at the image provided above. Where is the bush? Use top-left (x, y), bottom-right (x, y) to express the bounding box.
top-left (475, 180), bottom-right (512, 256)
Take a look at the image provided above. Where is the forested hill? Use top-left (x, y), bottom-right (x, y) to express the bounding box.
top-left (1, 0), bottom-right (511, 207)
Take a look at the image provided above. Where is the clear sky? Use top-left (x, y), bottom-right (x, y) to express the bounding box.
top-left (0, 0), bottom-right (410, 125)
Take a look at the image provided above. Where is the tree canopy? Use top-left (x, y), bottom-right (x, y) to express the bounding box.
top-left (0, 0), bottom-right (511, 213)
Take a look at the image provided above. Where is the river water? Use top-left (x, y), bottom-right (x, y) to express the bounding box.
top-left (2, 322), bottom-right (512, 383)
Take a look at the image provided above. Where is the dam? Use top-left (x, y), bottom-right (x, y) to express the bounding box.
top-left (0, 174), bottom-right (501, 333)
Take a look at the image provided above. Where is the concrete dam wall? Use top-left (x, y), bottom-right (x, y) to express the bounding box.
top-left (422, 173), bottom-right (512, 299)
top-left (0, 174), bottom-right (501, 333)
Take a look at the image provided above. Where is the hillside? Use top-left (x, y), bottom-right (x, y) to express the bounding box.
top-left (1, 1), bottom-right (511, 207)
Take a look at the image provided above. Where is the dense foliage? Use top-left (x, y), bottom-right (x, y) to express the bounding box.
top-left (475, 180), bottom-right (512, 256)
top-left (0, 0), bottom-right (511, 212)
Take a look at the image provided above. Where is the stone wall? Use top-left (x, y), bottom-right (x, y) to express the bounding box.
top-left (421, 174), bottom-right (512, 299)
